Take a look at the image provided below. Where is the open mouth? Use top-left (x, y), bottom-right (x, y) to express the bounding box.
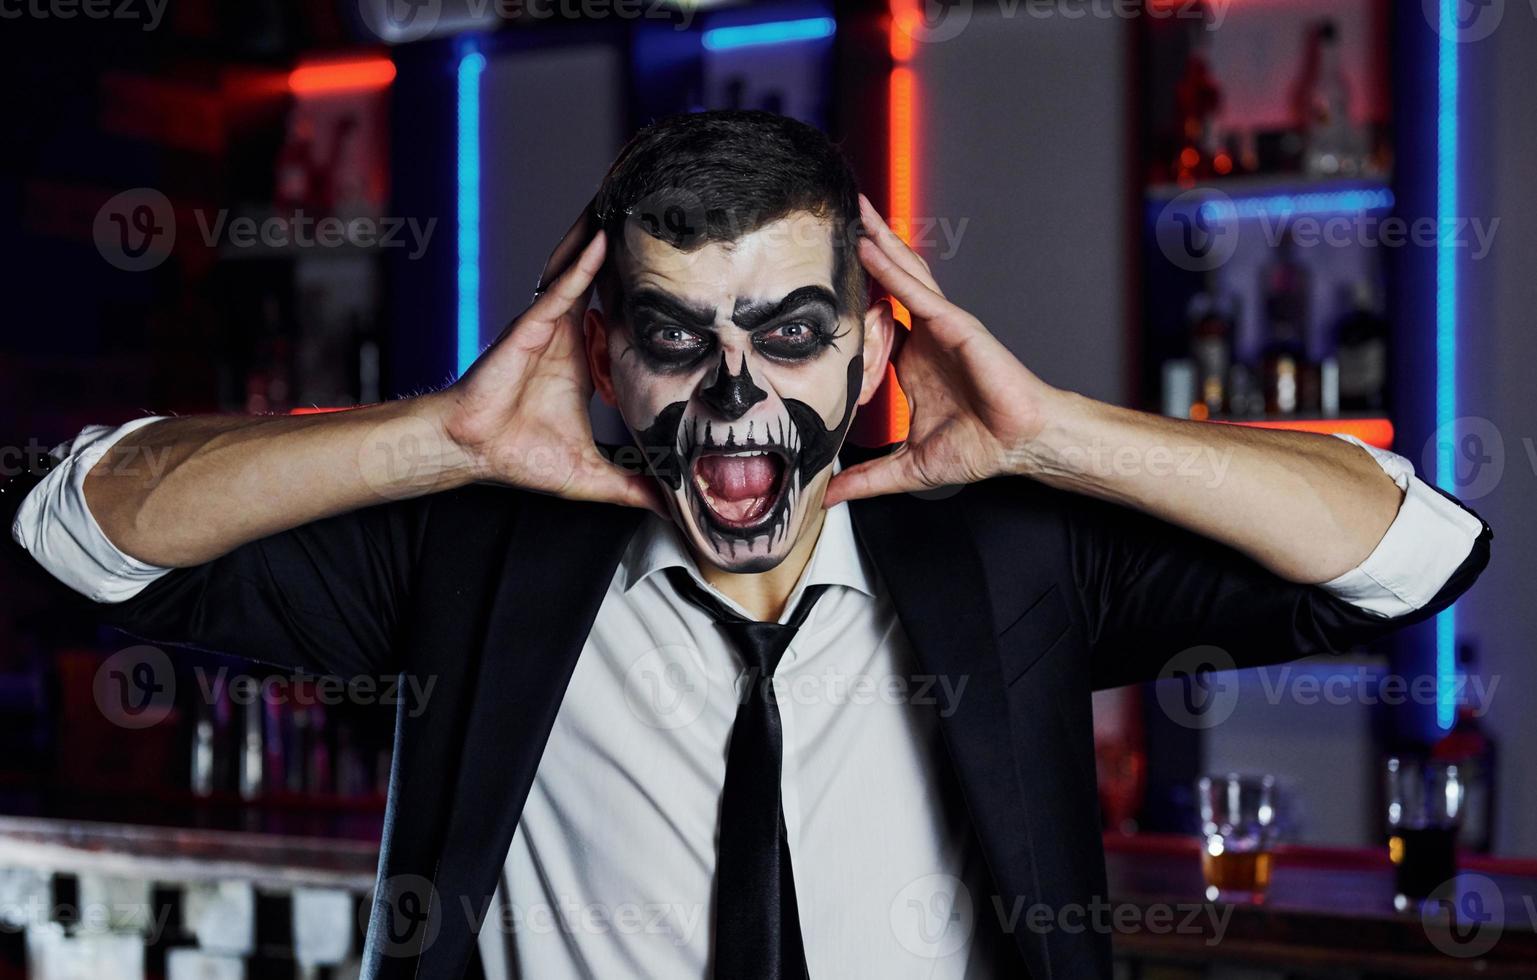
top-left (691, 448), bottom-right (790, 531)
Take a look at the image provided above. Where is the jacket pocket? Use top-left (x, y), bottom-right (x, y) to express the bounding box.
top-left (999, 583), bottom-right (1072, 686)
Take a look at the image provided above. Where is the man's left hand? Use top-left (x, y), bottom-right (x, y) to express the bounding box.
top-left (825, 194), bottom-right (1060, 506)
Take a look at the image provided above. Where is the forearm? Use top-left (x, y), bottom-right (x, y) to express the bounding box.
top-left (84, 393), bottom-right (472, 567)
top-left (1019, 390), bottom-right (1403, 584)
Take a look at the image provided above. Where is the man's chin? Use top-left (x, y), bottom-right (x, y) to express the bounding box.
top-left (667, 492), bottom-right (806, 574)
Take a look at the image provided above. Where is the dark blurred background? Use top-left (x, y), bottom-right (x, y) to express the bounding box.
top-left (1, 0), bottom-right (1534, 976)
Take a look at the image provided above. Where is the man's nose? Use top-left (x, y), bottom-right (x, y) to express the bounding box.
top-left (698, 352), bottom-right (768, 421)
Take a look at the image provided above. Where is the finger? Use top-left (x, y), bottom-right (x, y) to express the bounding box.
top-left (570, 448), bottom-right (669, 516)
top-left (535, 195), bottom-right (600, 292)
top-left (884, 301), bottom-right (910, 361)
top-left (823, 451), bottom-right (922, 507)
top-left (856, 236), bottom-right (954, 324)
top-left (858, 193), bottom-right (943, 296)
top-left (528, 230), bottom-right (607, 324)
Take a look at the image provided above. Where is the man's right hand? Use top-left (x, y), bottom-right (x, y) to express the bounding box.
top-left (424, 212), bottom-right (660, 513)
top-left (77, 209), bottom-right (659, 570)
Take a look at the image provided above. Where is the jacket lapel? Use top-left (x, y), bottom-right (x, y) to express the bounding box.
top-left (427, 490), bottom-right (645, 977)
top-left (848, 489), bottom-right (1049, 980)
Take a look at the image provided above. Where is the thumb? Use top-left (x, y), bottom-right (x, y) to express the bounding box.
top-left (823, 451), bottom-right (921, 508)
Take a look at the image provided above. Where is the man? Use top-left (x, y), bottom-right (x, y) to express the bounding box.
top-left (5, 111), bottom-right (1491, 978)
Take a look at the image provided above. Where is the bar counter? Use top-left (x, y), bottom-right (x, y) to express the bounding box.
top-left (0, 817), bottom-right (1532, 976)
top-left (0, 815), bottom-right (378, 893)
top-left (0, 815), bottom-right (378, 978)
top-left (1104, 833), bottom-right (1537, 976)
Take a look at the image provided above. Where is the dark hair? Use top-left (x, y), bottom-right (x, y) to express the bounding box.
top-left (592, 109), bottom-right (867, 319)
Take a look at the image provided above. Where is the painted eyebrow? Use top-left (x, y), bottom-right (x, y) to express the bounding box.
top-left (731, 285), bottom-right (839, 331)
top-left (623, 288), bottom-right (718, 329)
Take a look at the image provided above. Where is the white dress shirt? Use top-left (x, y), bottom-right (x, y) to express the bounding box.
top-left (11, 419), bottom-right (1484, 978)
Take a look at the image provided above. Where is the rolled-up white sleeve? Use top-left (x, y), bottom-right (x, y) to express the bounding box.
top-left (10, 416), bottom-right (175, 603)
top-left (1318, 433), bottom-right (1484, 618)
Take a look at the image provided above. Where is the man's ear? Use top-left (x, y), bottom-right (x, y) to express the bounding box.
top-left (856, 299), bottom-right (898, 408)
top-left (584, 308), bottom-right (618, 407)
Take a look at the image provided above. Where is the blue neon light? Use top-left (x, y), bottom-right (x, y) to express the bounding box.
top-left (1434, 0), bottom-right (1459, 731)
top-left (1195, 188), bottom-right (1395, 223)
top-left (702, 16), bottom-right (835, 51)
top-left (457, 50), bottom-right (486, 378)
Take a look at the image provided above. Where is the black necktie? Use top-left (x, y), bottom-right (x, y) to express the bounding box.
top-left (664, 566), bottom-right (830, 980)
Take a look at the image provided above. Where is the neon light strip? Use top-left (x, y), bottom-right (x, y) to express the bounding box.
top-left (886, 0), bottom-right (917, 442)
top-left (702, 16), bottom-right (835, 51)
top-left (457, 51), bottom-right (486, 378)
top-left (888, 69), bottom-right (915, 262)
top-left (288, 58), bottom-right (396, 95)
top-left (889, 0), bottom-right (915, 61)
top-left (1214, 417), bottom-right (1395, 450)
top-left (1434, 0), bottom-right (1459, 730)
top-left (1193, 187), bottom-right (1395, 222)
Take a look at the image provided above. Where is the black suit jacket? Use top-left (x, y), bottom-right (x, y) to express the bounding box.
top-left (2, 446), bottom-right (1492, 979)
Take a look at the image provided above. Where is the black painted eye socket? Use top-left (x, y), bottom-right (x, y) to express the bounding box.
top-left (753, 321), bottom-right (824, 360)
top-left (641, 325), bottom-right (710, 360)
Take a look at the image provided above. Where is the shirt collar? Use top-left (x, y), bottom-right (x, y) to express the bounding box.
top-left (620, 465), bottom-right (878, 616)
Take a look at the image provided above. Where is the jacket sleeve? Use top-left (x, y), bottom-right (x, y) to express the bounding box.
top-left (1063, 485), bottom-right (1493, 691)
top-left (5, 454), bottom-right (429, 681)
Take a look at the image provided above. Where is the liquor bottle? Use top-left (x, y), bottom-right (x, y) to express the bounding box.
top-left (239, 696), bottom-right (263, 802)
top-left (1291, 19), bottom-right (1361, 177)
top-left (1187, 289), bottom-right (1234, 417)
top-left (1161, 359), bottom-right (1196, 419)
top-left (1259, 230), bottom-right (1311, 415)
top-left (1432, 640), bottom-right (1498, 853)
top-left (1093, 688), bottom-right (1146, 834)
top-left (1334, 280), bottom-right (1389, 412)
top-left (1227, 362), bottom-right (1265, 418)
top-left (190, 697), bottom-right (215, 798)
top-left (1172, 15), bottom-right (1223, 185)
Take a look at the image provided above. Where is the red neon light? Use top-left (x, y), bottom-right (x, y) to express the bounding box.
top-left (889, 0), bottom-right (917, 61)
top-left (884, 0), bottom-right (918, 443)
top-left (1214, 416), bottom-right (1395, 449)
top-left (288, 59), bottom-right (396, 96)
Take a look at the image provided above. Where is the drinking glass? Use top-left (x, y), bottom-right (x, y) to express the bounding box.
top-left (1197, 773), bottom-right (1279, 903)
top-left (1385, 755), bottom-right (1464, 909)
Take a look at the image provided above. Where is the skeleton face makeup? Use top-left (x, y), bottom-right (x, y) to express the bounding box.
top-left (601, 212), bottom-right (866, 573)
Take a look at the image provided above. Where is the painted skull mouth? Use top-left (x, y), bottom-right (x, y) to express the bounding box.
top-left (677, 416), bottom-right (805, 549)
top-left (628, 354), bottom-right (864, 564)
top-left (691, 447), bottom-right (791, 530)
